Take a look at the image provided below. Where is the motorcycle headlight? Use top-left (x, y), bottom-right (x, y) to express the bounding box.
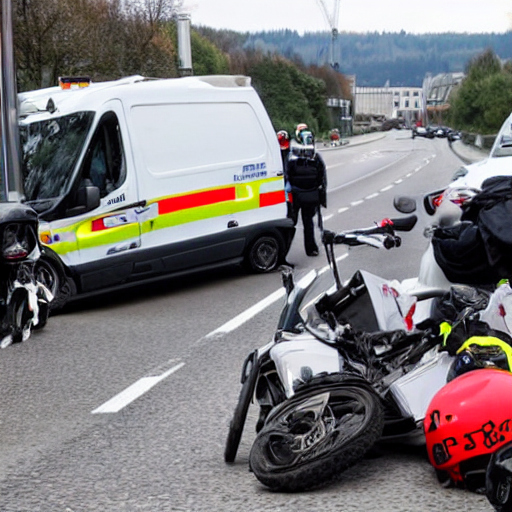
top-left (2, 223), bottom-right (37, 261)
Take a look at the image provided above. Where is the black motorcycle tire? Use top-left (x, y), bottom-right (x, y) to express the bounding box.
top-left (9, 288), bottom-right (32, 344)
top-left (249, 377), bottom-right (384, 492)
top-left (35, 252), bottom-right (74, 312)
top-left (33, 298), bottom-right (49, 330)
top-left (224, 351), bottom-right (259, 463)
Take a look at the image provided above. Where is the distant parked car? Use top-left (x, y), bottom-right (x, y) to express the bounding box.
top-left (434, 126), bottom-right (452, 138)
top-left (412, 125), bottom-right (435, 139)
top-left (447, 129), bottom-right (461, 142)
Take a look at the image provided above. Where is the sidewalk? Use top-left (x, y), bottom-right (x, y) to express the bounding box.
top-left (449, 139), bottom-right (490, 165)
top-left (318, 131), bottom-right (386, 151)
top-left (318, 131), bottom-right (490, 166)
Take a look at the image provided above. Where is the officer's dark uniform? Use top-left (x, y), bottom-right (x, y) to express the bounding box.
top-left (285, 150), bottom-right (327, 256)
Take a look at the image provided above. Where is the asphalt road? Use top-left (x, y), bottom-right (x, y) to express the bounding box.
top-left (0, 131), bottom-right (493, 511)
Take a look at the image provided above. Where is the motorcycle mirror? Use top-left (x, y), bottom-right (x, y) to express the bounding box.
top-left (393, 196), bottom-right (417, 214)
top-left (279, 265), bottom-right (295, 295)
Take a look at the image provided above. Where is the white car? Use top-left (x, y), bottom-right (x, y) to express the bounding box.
top-left (450, 112), bottom-right (512, 191)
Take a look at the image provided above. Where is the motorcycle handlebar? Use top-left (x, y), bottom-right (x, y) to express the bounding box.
top-left (322, 215), bottom-right (417, 248)
top-left (387, 215), bottom-right (418, 232)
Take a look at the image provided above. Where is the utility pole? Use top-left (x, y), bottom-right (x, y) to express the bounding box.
top-left (177, 13), bottom-right (193, 77)
top-left (0, 0), bottom-right (23, 201)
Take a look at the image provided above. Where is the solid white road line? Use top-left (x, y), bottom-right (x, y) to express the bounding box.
top-left (204, 269), bottom-right (320, 339)
top-left (92, 362), bottom-right (185, 414)
top-left (204, 287), bottom-right (286, 339)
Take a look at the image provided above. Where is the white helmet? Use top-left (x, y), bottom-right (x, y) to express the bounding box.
top-left (291, 124), bottom-right (315, 158)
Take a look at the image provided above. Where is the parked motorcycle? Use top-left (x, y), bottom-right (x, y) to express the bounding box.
top-left (0, 202), bottom-right (52, 348)
top-left (223, 213), bottom-right (483, 491)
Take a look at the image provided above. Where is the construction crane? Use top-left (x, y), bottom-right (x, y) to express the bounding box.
top-left (315, 0), bottom-right (341, 70)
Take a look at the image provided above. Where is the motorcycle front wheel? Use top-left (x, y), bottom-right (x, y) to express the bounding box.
top-left (224, 350), bottom-right (259, 463)
top-left (249, 379), bottom-right (384, 492)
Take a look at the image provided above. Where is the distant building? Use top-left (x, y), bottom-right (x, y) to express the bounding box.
top-left (355, 86), bottom-right (423, 126)
top-left (355, 87), bottom-right (393, 117)
top-left (422, 72), bottom-right (465, 125)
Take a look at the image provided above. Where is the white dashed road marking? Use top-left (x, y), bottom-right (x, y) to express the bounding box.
top-left (92, 361), bottom-right (185, 414)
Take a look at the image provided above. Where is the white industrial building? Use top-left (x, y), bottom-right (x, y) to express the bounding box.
top-left (355, 86), bottom-right (423, 125)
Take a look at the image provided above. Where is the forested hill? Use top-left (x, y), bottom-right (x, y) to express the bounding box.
top-left (241, 30), bottom-right (512, 87)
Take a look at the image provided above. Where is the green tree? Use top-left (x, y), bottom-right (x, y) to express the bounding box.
top-left (448, 48), bottom-right (512, 134)
top-left (13, 0), bottom-right (182, 91)
top-left (190, 31), bottom-right (230, 75)
top-left (465, 48), bottom-right (502, 82)
top-left (232, 53), bottom-right (330, 135)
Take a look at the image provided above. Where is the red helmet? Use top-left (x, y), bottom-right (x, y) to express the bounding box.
top-left (277, 130), bottom-right (289, 150)
top-left (424, 369), bottom-right (512, 491)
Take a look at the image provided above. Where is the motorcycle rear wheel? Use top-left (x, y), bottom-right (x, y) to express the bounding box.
top-left (10, 289), bottom-right (33, 344)
top-left (249, 379), bottom-right (384, 492)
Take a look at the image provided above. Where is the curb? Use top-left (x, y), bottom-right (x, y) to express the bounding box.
top-left (318, 132), bottom-right (386, 151)
top-left (448, 140), bottom-right (489, 165)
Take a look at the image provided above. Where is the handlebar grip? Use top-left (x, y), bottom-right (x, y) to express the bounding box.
top-left (386, 215), bottom-right (418, 232)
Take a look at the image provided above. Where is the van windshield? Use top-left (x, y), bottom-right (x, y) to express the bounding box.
top-left (20, 111), bottom-right (94, 205)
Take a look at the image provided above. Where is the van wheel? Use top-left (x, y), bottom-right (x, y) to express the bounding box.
top-left (245, 234), bottom-right (283, 273)
top-left (35, 257), bottom-right (73, 312)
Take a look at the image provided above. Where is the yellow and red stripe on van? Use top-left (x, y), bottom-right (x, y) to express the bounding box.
top-left (41, 177), bottom-right (286, 254)
top-left (143, 178), bottom-right (285, 233)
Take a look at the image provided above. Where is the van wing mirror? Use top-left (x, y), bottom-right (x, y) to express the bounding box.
top-left (67, 185), bottom-right (101, 217)
top-left (83, 185), bottom-right (100, 210)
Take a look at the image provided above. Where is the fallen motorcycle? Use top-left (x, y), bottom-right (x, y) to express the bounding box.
top-left (0, 201), bottom-right (52, 348)
top-left (223, 214), bottom-right (485, 491)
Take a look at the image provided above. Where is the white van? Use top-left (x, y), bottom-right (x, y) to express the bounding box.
top-left (18, 75), bottom-right (294, 309)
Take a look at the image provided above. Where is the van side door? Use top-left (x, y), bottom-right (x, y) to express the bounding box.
top-left (70, 102), bottom-right (142, 292)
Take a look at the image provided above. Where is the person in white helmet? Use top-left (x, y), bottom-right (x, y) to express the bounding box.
top-left (285, 124), bottom-right (327, 256)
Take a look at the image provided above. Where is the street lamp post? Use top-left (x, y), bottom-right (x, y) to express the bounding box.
top-left (0, 0), bottom-right (23, 202)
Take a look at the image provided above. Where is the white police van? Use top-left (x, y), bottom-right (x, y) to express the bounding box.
top-left (19, 75), bottom-right (294, 309)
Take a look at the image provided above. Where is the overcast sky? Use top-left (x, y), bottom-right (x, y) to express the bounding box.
top-left (183, 0), bottom-right (512, 35)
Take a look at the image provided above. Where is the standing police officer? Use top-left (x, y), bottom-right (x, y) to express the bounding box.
top-left (285, 124), bottom-right (327, 257)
